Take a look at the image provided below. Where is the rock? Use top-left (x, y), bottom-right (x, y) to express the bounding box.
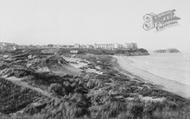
top-left (154, 48), bottom-right (180, 53)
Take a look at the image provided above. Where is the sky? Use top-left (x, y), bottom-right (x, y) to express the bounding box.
top-left (0, 0), bottom-right (190, 51)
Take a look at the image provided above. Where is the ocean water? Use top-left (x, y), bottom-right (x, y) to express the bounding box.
top-left (127, 53), bottom-right (190, 86)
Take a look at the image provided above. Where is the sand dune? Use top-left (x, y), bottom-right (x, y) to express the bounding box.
top-left (115, 56), bottom-right (190, 99)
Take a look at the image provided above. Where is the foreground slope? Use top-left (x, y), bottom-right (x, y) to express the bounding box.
top-left (0, 49), bottom-right (190, 119)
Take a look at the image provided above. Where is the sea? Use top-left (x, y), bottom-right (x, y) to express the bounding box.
top-left (127, 53), bottom-right (190, 86)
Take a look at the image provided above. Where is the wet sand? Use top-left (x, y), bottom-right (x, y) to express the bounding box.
top-left (115, 56), bottom-right (190, 99)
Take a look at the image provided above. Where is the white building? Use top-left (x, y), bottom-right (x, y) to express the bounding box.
top-left (70, 50), bottom-right (79, 54)
top-left (125, 43), bottom-right (138, 50)
top-left (115, 44), bottom-right (125, 49)
top-left (94, 43), bottom-right (117, 50)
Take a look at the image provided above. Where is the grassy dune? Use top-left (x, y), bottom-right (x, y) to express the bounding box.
top-left (0, 49), bottom-right (190, 119)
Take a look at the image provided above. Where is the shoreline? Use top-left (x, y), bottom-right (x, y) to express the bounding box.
top-left (114, 55), bottom-right (190, 99)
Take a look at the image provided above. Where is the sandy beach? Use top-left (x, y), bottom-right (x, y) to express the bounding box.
top-left (115, 55), bottom-right (190, 99)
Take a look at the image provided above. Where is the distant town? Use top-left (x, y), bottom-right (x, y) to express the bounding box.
top-left (0, 42), bottom-right (138, 51)
top-left (0, 42), bottom-right (150, 56)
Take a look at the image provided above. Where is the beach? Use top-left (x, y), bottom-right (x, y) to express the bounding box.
top-left (115, 54), bottom-right (190, 99)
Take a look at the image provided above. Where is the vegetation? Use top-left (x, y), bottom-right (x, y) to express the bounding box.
top-left (0, 78), bottom-right (44, 114)
top-left (0, 49), bottom-right (189, 119)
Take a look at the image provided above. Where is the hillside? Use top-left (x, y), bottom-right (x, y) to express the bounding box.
top-left (0, 49), bottom-right (190, 119)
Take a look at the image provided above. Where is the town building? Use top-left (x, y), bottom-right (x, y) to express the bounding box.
top-left (94, 43), bottom-right (117, 50)
top-left (125, 43), bottom-right (138, 50)
top-left (40, 42), bottom-right (138, 50)
top-left (115, 44), bottom-right (125, 49)
top-left (70, 50), bottom-right (79, 54)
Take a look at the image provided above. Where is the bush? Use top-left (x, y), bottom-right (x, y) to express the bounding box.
top-left (48, 83), bottom-right (65, 96)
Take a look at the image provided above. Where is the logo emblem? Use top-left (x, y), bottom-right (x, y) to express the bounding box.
top-left (143, 9), bottom-right (180, 31)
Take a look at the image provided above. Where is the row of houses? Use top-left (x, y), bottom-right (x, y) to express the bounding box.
top-left (94, 43), bottom-right (138, 50)
top-left (0, 42), bottom-right (138, 52)
top-left (47, 43), bottom-right (138, 50)
top-left (75, 43), bottom-right (138, 50)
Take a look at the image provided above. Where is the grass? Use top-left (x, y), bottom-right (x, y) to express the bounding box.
top-left (0, 50), bottom-right (190, 119)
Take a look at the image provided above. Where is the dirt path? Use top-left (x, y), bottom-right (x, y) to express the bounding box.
top-left (6, 77), bottom-right (52, 98)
